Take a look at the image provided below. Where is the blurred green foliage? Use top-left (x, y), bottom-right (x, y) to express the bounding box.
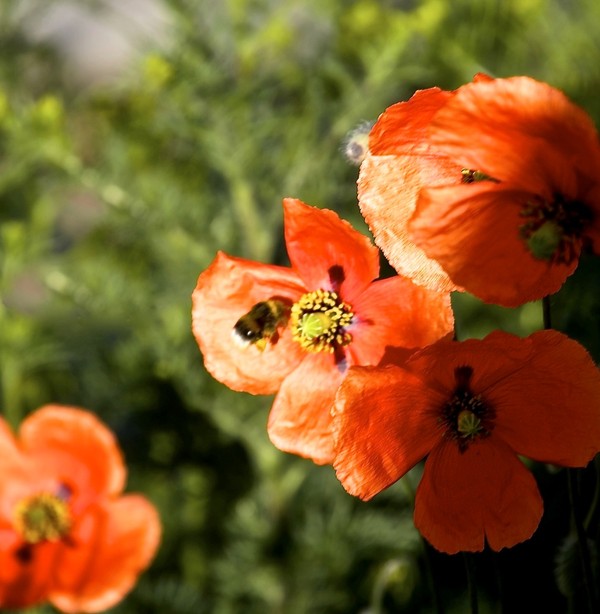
top-left (2, 0), bottom-right (600, 612)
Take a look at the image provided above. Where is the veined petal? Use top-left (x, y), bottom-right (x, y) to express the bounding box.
top-left (414, 438), bottom-right (543, 554)
top-left (268, 353), bottom-right (342, 465)
top-left (368, 87), bottom-right (454, 156)
top-left (283, 198), bottom-right (379, 299)
top-left (192, 251), bottom-right (306, 394)
top-left (491, 330), bottom-right (600, 466)
top-left (20, 406), bottom-right (126, 503)
top-left (50, 496), bottom-right (161, 613)
top-left (428, 76), bottom-right (600, 196)
top-left (410, 183), bottom-right (577, 306)
top-left (333, 365), bottom-right (443, 500)
top-left (347, 275), bottom-right (454, 367)
top-left (358, 155), bottom-right (460, 292)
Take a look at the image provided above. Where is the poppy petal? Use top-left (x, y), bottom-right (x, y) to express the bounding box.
top-left (19, 406), bottom-right (126, 501)
top-left (491, 330), bottom-right (600, 466)
top-left (49, 495), bottom-right (161, 613)
top-left (428, 76), bottom-right (600, 197)
top-left (368, 87), bottom-right (454, 156)
top-left (268, 353), bottom-right (342, 465)
top-left (358, 154), bottom-right (460, 292)
top-left (192, 251), bottom-right (306, 394)
top-left (410, 182), bottom-right (577, 306)
top-left (283, 198), bottom-right (379, 300)
top-left (0, 541), bottom-right (60, 609)
top-left (414, 438), bottom-right (543, 554)
top-left (347, 274), bottom-right (454, 367)
top-left (332, 365), bottom-right (442, 500)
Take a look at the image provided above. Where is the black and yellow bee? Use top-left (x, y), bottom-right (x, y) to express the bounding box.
top-left (232, 299), bottom-right (289, 351)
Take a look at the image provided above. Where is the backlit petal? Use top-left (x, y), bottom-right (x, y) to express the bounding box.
top-left (268, 353), bottom-right (342, 465)
top-left (491, 330), bottom-right (600, 466)
top-left (368, 87), bottom-right (454, 156)
top-left (347, 275), bottom-right (454, 367)
top-left (283, 198), bottom-right (379, 300)
top-left (333, 365), bottom-right (443, 500)
top-left (358, 154), bottom-right (460, 292)
top-left (414, 438), bottom-right (543, 554)
top-left (50, 496), bottom-right (161, 613)
top-left (410, 182), bottom-right (577, 306)
top-left (192, 251), bottom-right (306, 394)
top-left (428, 76), bottom-right (600, 198)
top-left (20, 406), bottom-right (126, 503)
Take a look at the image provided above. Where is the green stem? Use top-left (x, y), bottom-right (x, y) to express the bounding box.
top-left (567, 468), bottom-right (598, 613)
top-left (464, 552), bottom-right (479, 614)
top-left (542, 295), bottom-right (552, 330)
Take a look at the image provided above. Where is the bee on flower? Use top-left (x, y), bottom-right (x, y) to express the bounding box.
top-left (192, 198), bottom-right (454, 464)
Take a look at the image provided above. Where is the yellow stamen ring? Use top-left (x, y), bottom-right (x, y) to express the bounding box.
top-left (14, 492), bottom-right (71, 544)
top-left (290, 290), bottom-right (354, 353)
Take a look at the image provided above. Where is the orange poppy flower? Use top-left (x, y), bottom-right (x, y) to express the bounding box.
top-left (360, 76), bottom-right (600, 307)
top-left (332, 330), bottom-right (600, 553)
top-left (0, 405), bottom-right (161, 612)
top-left (192, 198), bottom-right (454, 464)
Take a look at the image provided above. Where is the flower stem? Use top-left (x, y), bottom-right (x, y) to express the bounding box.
top-left (542, 295), bottom-right (552, 329)
top-left (567, 468), bottom-right (598, 613)
top-left (463, 553), bottom-right (479, 614)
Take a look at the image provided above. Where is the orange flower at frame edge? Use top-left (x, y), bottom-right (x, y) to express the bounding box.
top-left (332, 330), bottom-right (600, 554)
top-left (359, 75), bottom-right (600, 307)
top-left (0, 405), bottom-right (161, 613)
top-left (192, 198), bottom-right (454, 465)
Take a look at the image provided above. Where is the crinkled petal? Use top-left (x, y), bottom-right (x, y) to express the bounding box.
top-left (414, 438), bottom-right (543, 554)
top-left (404, 330), bottom-right (536, 395)
top-left (347, 275), bottom-right (454, 367)
top-left (491, 330), bottom-right (600, 466)
top-left (333, 365), bottom-right (443, 500)
top-left (20, 406), bottom-right (126, 503)
top-left (283, 198), bottom-right (379, 299)
top-left (428, 76), bottom-right (600, 198)
top-left (50, 496), bottom-right (161, 614)
top-left (358, 155), bottom-right (460, 292)
top-left (192, 251), bottom-right (306, 394)
top-left (410, 183), bottom-right (577, 306)
top-left (268, 353), bottom-right (342, 465)
top-left (368, 87), bottom-right (454, 156)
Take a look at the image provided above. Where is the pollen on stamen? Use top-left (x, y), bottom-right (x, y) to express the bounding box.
top-left (14, 492), bottom-right (71, 544)
top-left (290, 289), bottom-right (354, 353)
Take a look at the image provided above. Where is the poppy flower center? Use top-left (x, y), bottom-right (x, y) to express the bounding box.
top-left (441, 365), bottom-right (494, 451)
top-left (519, 193), bottom-right (594, 263)
top-left (290, 290), bottom-right (354, 353)
top-left (14, 492), bottom-right (71, 544)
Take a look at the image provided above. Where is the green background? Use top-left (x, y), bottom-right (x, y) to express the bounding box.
top-left (1, 0), bottom-right (600, 612)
